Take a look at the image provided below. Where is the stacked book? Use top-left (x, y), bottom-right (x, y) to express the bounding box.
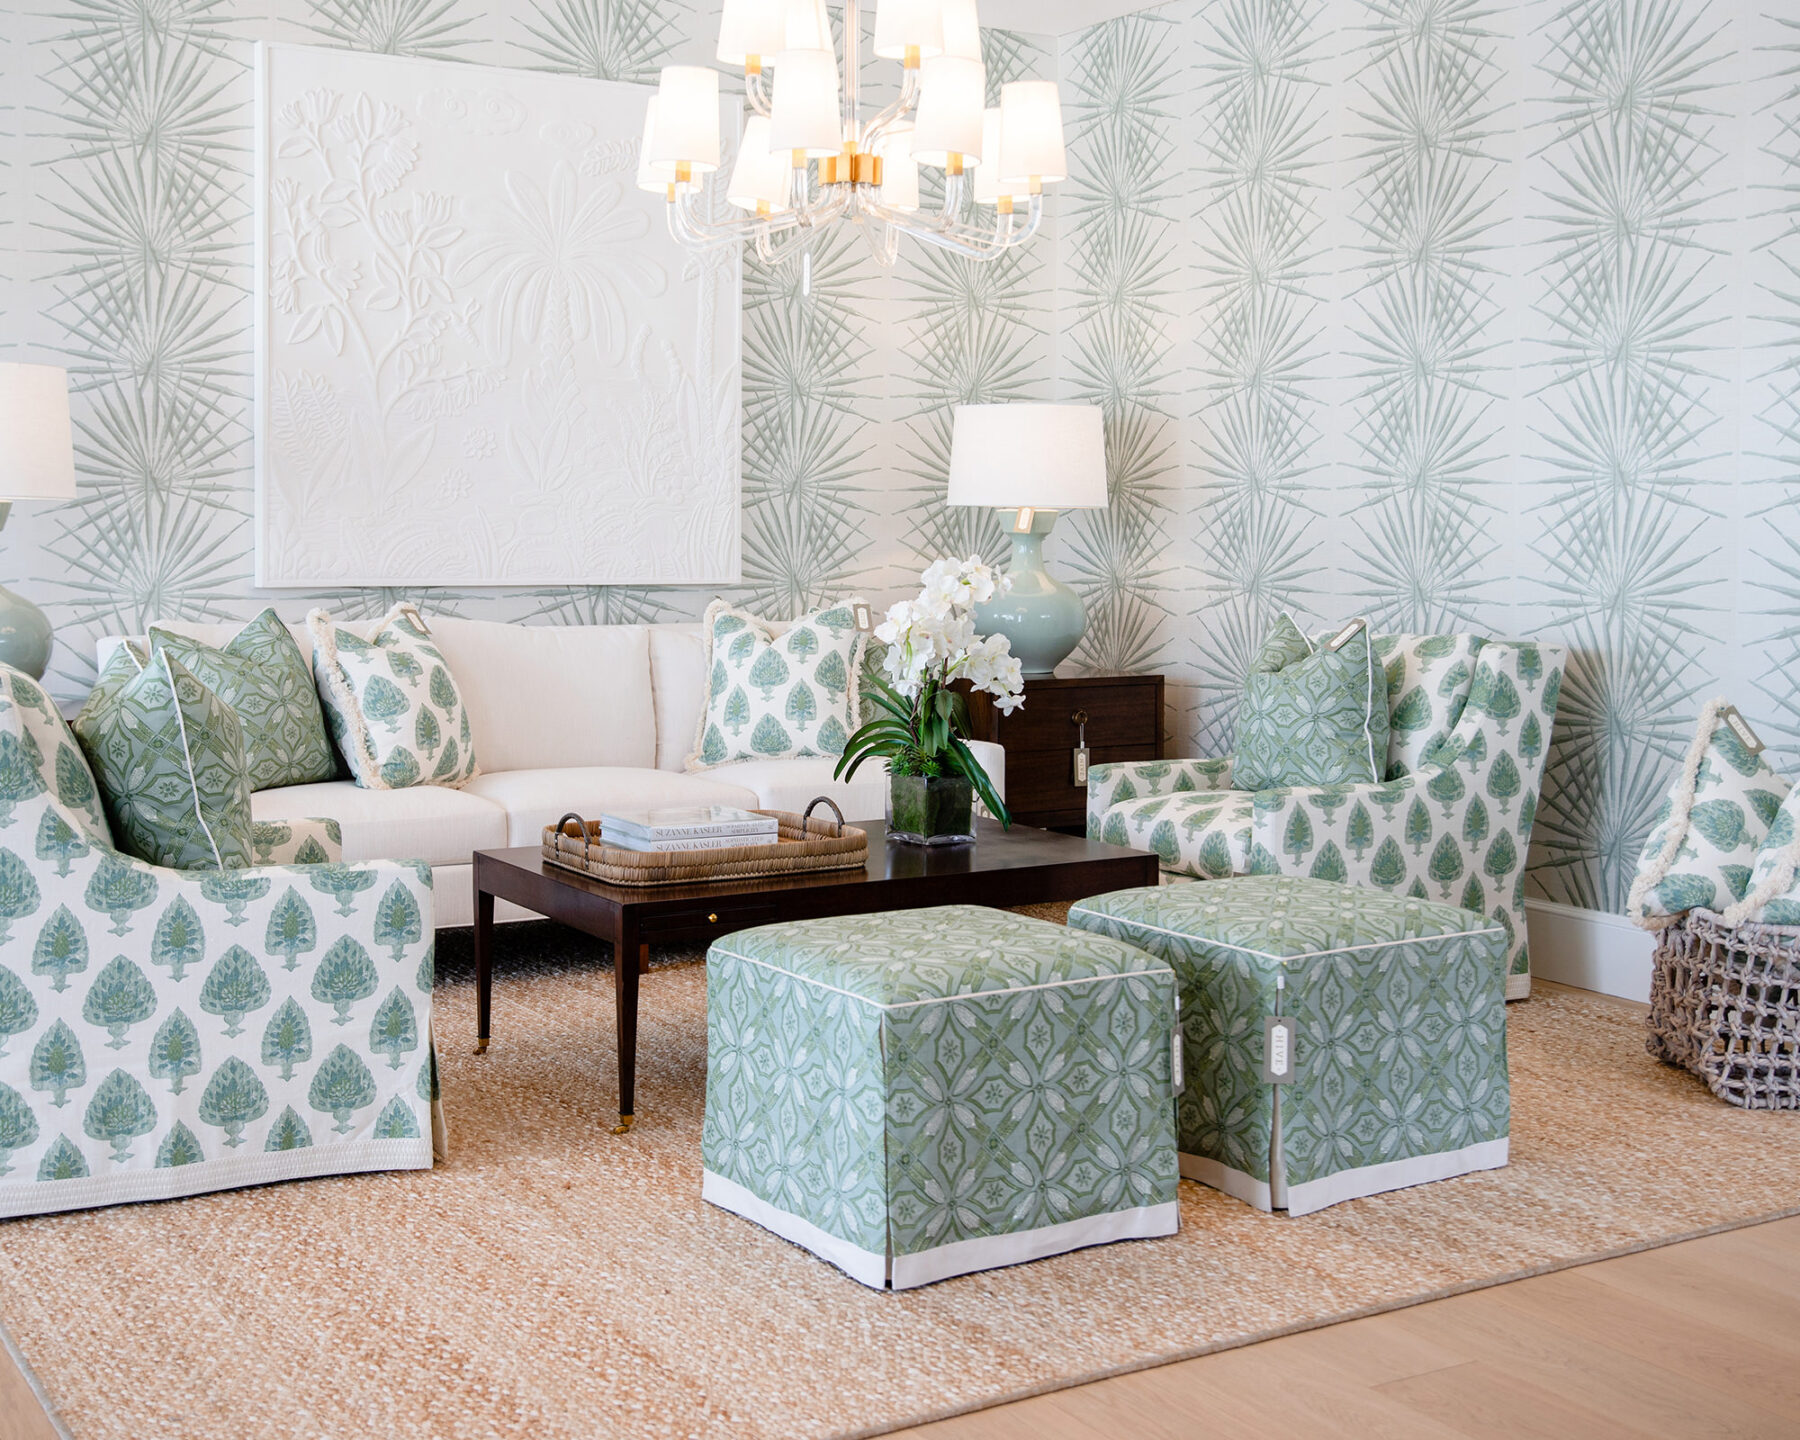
top-left (599, 805), bottom-right (780, 854)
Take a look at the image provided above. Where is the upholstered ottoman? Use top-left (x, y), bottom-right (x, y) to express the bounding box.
top-left (1069, 876), bottom-right (1509, 1216)
top-left (701, 905), bottom-right (1180, 1289)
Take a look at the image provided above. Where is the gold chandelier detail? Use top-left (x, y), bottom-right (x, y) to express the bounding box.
top-left (637, 0), bottom-right (1068, 269)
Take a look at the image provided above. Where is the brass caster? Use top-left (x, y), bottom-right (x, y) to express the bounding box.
top-left (474, 1038), bottom-right (489, 1055)
top-left (610, 1113), bottom-right (635, 1136)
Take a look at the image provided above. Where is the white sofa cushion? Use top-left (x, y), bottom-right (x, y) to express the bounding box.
top-left (463, 766), bottom-right (762, 846)
top-left (649, 624), bottom-right (708, 772)
top-left (712, 740), bottom-right (1007, 821)
top-left (424, 616), bottom-right (657, 774)
top-left (251, 780), bottom-right (508, 867)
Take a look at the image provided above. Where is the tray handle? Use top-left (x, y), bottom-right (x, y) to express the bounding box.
top-left (803, 796), bottom-right (846, 836)
top-left (552, 812), bottom-right (590, 858)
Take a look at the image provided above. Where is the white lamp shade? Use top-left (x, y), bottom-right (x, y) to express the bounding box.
top-left (0, 364), bottom-right (76, 502)
top-left (972, 108), bottom-right (1027, 205)
top-left (717, 0), bottom-right (786, 64)
top-left (783, 0), bottom-right (831, 50)
top-left (997, 80), bottom-right (1065, 183)
top-left (650, 67), bottom-right (721, 171)
top-left (635, 98), bottom-right (680, 192)
top-left (728, 115), bottom-right (791, 210)
top-left (873, 0), bottom-right (944, 59)
top-left (878, 125), bottom-right (920, 210)
top-left (912, 55), bottom-right (985, 166)
top-left (947, 405), bottom-right (1107, 509)
top-left (768, 47), bottom-right (841, 156)
top-left (940, 0), bottom-right (981, 60)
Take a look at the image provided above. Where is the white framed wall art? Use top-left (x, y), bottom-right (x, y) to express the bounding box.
top-left (253, 42), bottom-right (742, 588)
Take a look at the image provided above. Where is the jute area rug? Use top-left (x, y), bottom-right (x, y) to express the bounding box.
top-left (2, 913), bottom-right (1798, 1440)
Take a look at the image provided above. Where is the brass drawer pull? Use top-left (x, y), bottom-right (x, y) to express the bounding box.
top-left (708, 912), bottom-right (719, 923)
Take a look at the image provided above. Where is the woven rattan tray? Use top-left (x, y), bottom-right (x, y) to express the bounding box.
top-left (541, 800), bottom-right (868, 887)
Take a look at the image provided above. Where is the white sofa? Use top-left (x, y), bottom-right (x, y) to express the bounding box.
top-left (99, 614), bottom-right (1004, 929)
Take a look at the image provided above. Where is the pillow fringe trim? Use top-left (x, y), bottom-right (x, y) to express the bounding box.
top-left (1624, 697), bottom-right (1729, 929)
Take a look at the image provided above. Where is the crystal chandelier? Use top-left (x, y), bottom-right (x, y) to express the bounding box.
top-left (637, 0), bottom-right (1067, 271)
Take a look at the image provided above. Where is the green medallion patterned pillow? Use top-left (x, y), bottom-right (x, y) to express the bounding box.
top-left (686, 598), bottom-right (867, 770)
top-left (148, 610), bottom-right (335, 792)
top-left (308, 604), bottom-right (478, 791)
top-left (1374, 633), bottom-right (1485, 779)
top-left (1627, 702), bottom-right (1791, 928)
top-left (72, 648), bottom-right (255, 870)
top-left (1233, 615), bottom-right (1389, 791)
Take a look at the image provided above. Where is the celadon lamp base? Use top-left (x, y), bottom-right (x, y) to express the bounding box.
top-left (973, 508), bottom-right (1087, 679)
top-left (0, 506), bottom-right (51, 679)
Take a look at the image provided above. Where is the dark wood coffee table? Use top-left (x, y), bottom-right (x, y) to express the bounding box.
top-left (470, 817), bottom-right (1158, 1134)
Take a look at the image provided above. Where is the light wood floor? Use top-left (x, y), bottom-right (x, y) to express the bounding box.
top-left (896, 1214), bottom-right (1800, 1440)
top-left (2, 1217), bottom-right (1796, 1440)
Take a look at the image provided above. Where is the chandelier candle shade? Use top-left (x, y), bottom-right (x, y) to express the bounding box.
top-left (650, 0), bottom-right (1067, 269)
top-left (948, 404), bottom-right (1108, 678)
top-left (0, 363), bottom-right (77, 679)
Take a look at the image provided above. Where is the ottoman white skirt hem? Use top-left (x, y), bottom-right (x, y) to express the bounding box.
top-left (1180, 1135), bottom-right (1509, 1217)
top-left (703, 1169), bottom-right (1179, 1290)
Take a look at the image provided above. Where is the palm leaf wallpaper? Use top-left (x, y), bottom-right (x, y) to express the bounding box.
top-left (3, 0), bottom-right (1795, 919)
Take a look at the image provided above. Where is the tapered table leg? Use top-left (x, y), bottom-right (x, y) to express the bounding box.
top-left (473, 885), bottom-right (495, 1055)
top-left (611, 918), bottom-right (642, 1134)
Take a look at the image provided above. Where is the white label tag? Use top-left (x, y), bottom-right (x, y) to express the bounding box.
top-left (852, 602), bottom-right (873, 633)
top-left (1072, 744), bottom-right (1089, 785)
top-left (1171, 1027), bottom-right (1184, 1095)
top-left (1721, 705), bottom-right (1764, 755)
top-left (1325, 619), bottom-right (1367, 652)
top-left (1262, 1017), bottom-right (1295, 1084)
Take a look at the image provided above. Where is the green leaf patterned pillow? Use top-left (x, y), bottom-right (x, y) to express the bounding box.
top-left (307, 604), bottom-right (478, 791)
top-left (1725, 785), bottom-right (1800, 927)
top-left (1233, 615), bottom-right (1389, 791)
top-left (148, 610), bottom-right (335, 792)
top-left (72, 648), bottom-right (255, 870)
top-left (1627, 701), bottom-right (1793, 927)
top-left (686, 598), bottom-right (867, 771)
top-left (1374, 633), bottom-right (1486, 779)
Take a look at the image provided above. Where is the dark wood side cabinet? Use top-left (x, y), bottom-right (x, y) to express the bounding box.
top-left (966, 674), bottom-right (1165, 831)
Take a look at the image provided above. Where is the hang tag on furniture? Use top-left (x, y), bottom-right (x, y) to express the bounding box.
top-left (852, 602), bottom-right (873, 632)
top-left (1072, 710), bottom-right (1090, 786)
top-left (1262, 1016), bottom-right (1296, 1084)
top-left (1325, 618), bottom-right (1367, 652)
top-left (1720, 705), bottom-right (1764, 755)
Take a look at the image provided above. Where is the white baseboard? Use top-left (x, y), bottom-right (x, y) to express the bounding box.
top-left (1526, 897), bottom-right (1654, 1003)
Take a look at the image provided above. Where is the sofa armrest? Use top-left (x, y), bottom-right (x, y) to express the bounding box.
top-left (1087, 758), bottom-right (1232, 839)
top-left (251, 818), bottom-right (343, 866)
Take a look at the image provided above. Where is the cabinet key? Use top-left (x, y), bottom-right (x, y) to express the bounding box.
top-left (1072, 710), bottom-right (1090, 786)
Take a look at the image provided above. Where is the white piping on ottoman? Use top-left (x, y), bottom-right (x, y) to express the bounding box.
top-left (706, 946), bottom-right (1175, 1012)
top-left (1625, 696), bottom-right (1729, 929)
top-left (1066, 906), bottom-right (1505, 965)
top-left (703, 1169), bottom-right (1179, 1291)
top-left (1181, 1137), bottom-right (1509, 1218)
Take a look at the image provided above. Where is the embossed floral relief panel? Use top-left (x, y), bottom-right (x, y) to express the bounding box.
top-left (255, 44), bottom-right (741, 587)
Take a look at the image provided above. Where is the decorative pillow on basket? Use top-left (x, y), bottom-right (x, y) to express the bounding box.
top-left (147, 608), bottom-right (335, 791)
top-left (308, 603), bottom-right (478, 790)
top-left (687, 598), bottom-right (867, 770)
top-left (72, 646), bottom-right (255, 870)
top-left (1627, 701), bottom-right (1791, 928)
top-left (1722, 787), bottom-right (1800, 928)
top-left (1233, 615), bottom-right (1389, 791)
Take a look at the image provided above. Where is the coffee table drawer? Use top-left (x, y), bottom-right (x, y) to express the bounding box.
top-left (637, 898), bottom-right (783, 944)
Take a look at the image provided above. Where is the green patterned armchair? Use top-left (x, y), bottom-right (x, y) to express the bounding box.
top-left (0, 666), bottom-right (441, 1218)
top-left (1087, 637), bottom-right (1565, 997)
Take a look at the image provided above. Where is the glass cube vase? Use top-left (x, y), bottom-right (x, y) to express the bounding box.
top-left (887, 773), bottom-right (975, 846)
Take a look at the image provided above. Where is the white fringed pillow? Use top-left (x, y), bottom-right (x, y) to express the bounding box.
top-left (1724, 787), bottom-right (1800, 927)
top-left (1626, 701), bottom-right (1790, 928)
top-left (308, 603), bottom-right (479, 790)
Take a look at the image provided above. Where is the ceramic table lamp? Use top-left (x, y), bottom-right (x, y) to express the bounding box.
top-left (947, 403), bottom-right (1107, 677)
top-left (0, 364), bottom-right (77, 678)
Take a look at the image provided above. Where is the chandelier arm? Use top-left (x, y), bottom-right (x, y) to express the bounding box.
top-left (668, 190), bottom-right (803, 249)
top-left (858, 196), bottom-right (1045, 256)
top-left (860, 67), bottom-right (921, 151)
top-left (842, 0), bottom-right (861, 143)
top-left (745, 70), bottom-right (772, 119)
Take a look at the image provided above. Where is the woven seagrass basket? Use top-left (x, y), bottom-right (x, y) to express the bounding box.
top-left (542, 800), bottom-right (868, 888)
top-left (1648, 910), bottom-right (1800, 1110)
